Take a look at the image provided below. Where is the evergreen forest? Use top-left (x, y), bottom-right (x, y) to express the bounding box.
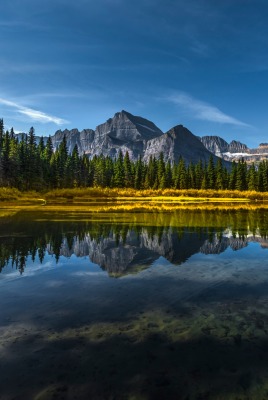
top-left (0, 120), bottom-right (268, 192)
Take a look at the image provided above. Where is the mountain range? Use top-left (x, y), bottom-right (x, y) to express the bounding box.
top-left (17, 110), bottom-right (268, 164)
top-left (52, 110), bottom-right (221, 165)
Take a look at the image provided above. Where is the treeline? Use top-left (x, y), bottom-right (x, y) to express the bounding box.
top-left (0, 120), bottom-right (268, 191)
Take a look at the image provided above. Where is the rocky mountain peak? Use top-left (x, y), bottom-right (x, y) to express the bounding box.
top-left (114, 109), bottom-right (132, 118)
top-left (199, 135), bottom-right (249, 161)
top-left (52, 127), bottom-right (95, 154)
top-left (199, 136), bottom-right (229, 157)
top-left (168, 124), bottom-right (195, 138)
top-left (144, 124), bottom-right (223, 165)
top-left (228, 140), bottom-right (248, 152)
top-left (86, 110), bottom-right (165, 160)
top-left (95, 110), bottom-right (163, 143)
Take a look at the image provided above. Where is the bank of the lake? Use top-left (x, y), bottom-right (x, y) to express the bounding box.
top-left (1, 187), bottom-right (268, 213)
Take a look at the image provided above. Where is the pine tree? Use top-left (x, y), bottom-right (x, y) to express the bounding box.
top-left (41, 136), bottom-right (53, 189)
top-left (134, 156), bottom-right (143, 190)
top-left (114, 150), bottom-right (125, 188)
top-left (235, 159), bottom-right (247, 191)
top-left (44, 136), bottom-right (53, 161)
top-left (93, 155), bottom-right (107, 187)
top-left (0, 119), bottom-right (3, 185)
top-left (207, 155), bottom-right (216, 189)
top-left (215, 158), bottom-right (224, 190)
top-left (56, 134), bottom-right (68, 188)
top-left (26, 127), bottom-right (39, 189)
top-left (187, 162), bottom-right (196, 189)
top-left (80, 154), bottom-right (91, 187)
top-left (247, 163), bottom-right (258, 191)
top-left (0, 130), bottom-right (11, 186)
top-left (201, 162), bottom-right (208, 189)
top-left (18, 135), bottom-right (27, 190)
top-left (229, 162), bottom-right (237, 190)
top-left (258, 161), bottom-right (268, 192)
top-left (38, 136), bottom-right (45, 155)
top-left (9, 133), bottom-right (19, 187)
top-left (195, 160), bottom-right (203, 189)
top-left (144, 156), bottom-right (153, 189)
top-left (262, 161), bottom-right (268, 191)
top-left (123, 151), bottom-right (133, 188)
top-left (69, 144), bottom-right (81, 187)
top-left (165, 160), bottom-right (173, 188)
top-left (157, 152), bottom-right (165, 187)
top-left (105, 157), bottom-right (114, 187)
top-left (0, 118), bottom-right (4, 151)
top-left (175, 157), bottom-right (187, 189)
top-left (171, 163), bottom-right (178, 189)
top-left (10, 127), bottom-right (15, 140)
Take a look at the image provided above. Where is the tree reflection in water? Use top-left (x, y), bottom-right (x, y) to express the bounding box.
top-left (0, 209), bottom-right (268, 399)
top-left (0, 209), bottom-right (267, 275)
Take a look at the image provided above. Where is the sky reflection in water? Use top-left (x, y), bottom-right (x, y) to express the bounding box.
top-left (0, 209), bottom-right (268, 400)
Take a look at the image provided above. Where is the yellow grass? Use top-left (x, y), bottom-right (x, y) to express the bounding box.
top-left (2, 186), bottom-right (268, 200)
top-left (1, 187), bottom-right (268, 213)
top-left (43, 187), bottom-right (268, 201)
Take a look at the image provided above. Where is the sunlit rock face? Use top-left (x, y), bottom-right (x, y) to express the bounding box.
top-left (90, 110), bottom-right (164, 160)
top-left (52, 128), bottom-right (95, 154)
top-left (199, 136), bottom-right (230, 158)
top-left (144, 125), bottom-right (220, 164)
top-left (94, 110), bottom-right (163, 142)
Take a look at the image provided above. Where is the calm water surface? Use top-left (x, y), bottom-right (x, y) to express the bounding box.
top-left (0, 208), bottom-right (268, 400)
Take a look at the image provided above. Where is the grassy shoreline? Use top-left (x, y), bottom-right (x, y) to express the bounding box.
top-left (1, 187), bottom-right (268, 212)
top-left (1, 187), bottom-right (268, 201)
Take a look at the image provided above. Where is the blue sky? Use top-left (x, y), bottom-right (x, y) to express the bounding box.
top-left (1, 0), bottom-right (268, 147)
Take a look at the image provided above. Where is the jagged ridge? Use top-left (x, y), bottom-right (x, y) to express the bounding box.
top-left (44, 111), bottom-right (226, 164)
top-left (15, 110), bottom-right (266, 164)
top-left (200, 135), bottom-right (268, 163)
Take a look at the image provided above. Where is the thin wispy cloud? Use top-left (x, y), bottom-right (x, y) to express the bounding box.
top-left (190, 40), bottom-right (210, 57)
top-left (0, 98), bottom-right (69, 125)
top-left (0, 20), bottom-right (29, 27)
top-left (167, 92), bottom-right (251, 127)
top-left (0, 63), bottom-right (62, 74)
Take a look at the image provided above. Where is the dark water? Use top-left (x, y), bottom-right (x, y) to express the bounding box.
top-left (0, 208), bottom-right (268, 400)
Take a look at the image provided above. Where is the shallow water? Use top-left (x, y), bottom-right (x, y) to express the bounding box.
top-left (0, 208), bottom-right (268, 400)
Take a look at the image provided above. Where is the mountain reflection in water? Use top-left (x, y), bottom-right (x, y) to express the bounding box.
top-left (0, 208), bottom-right (267, 275)
top-left (1, 209), bottom-right (268, 399)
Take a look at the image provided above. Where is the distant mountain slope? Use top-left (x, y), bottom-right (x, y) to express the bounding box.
top-left (200, 135), bottom-right (268, 163)
top-left (144, 125), bottom-right (221, 164)
top-left (52, 128), bottom-right (95, 155)
top-left (199, 136), bottom-right (248, 157)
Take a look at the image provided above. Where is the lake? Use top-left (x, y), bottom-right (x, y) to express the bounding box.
top-left (0, 207), bottom-right (268, 400)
